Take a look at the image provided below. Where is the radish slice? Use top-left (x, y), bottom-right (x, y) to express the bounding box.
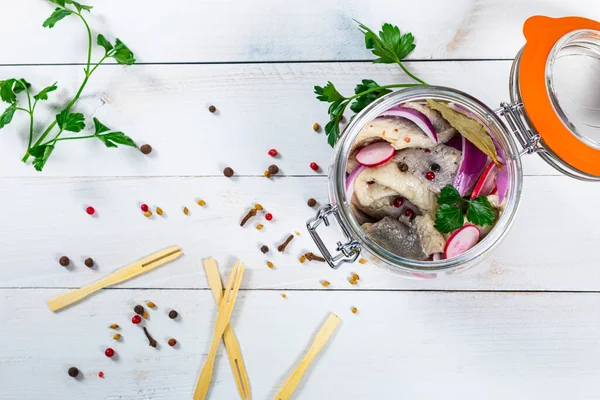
top-left (471, 162), bottom-right (497, 199)
top-left (490, 186), bottom-right (498, 195)
top-left (355, 141), bottom-right (395, 167)
top-left (444, 225), bottom-right (480, 259)
top-left (496, 166), bottom-right (509, 204)
top-left (454, 136), bottom-right (488, 196)
top-left (380, 107), bottom-right (438, 143)
top-left (345, 165), bottom-right (366, 199)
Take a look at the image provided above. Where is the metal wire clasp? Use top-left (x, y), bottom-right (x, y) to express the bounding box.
top-left (497, 102), bottom-right (543, 157)
top-left (306, 204), bottom-right (361, 269)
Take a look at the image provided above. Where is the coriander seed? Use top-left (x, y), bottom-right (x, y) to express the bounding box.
top-left (313, 122), bottom-right (320, 132)
top-left (197, 199), bottom-right (206, 207)
top-left (183, 207), bottom-right (189, 215)
top-left (109, 324), bottom-right (119, 329)
top-left (113, 333), bottom-right (121, 341)
top-left (267, 261), bottom-right (274, 269)
top-left (146, 301), bottom-right (156, 308)
top-left (144, 210), bottom-right (152, 218)
top-left (156, 207), bottom-right (163, 216)
top-left (321, 280), bottom-right (330, 287)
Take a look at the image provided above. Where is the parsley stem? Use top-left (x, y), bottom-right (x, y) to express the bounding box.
top-left (396, 62), bottom-right (427, 85)
top-left (52, 134), bottom-right (96, 143)
top-left (15, 107), bottom-right (30, 113)
top-left (348, 83), bottom-right (424, 101)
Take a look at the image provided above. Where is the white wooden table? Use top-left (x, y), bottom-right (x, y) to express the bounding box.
top-left (1, 1), bottom-right (600, 399)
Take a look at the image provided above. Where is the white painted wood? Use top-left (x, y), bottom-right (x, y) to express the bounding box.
top-left (2, 289), bottom-right (600, 400)
top-left (0, 62), bottom-right (559, 177)
top-left (2, 0), bottom-right (600, 63)
top-left (2, 176), bottom-right (598, 291)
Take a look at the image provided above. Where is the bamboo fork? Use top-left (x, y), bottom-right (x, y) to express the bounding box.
top-left (203, 258), bottom-right (251, 400)
top-left (194, 261), bottom-right (244, 400)
top-left (47, 246), bottom-right (183, 312)
top-left (274, 313), bottom-right (341, 400)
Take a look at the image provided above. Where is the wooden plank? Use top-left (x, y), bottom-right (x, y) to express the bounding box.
top-left (2, 0), bottom-right (600, 63)
top-left (1, 289), bottom-right (599, 399)
top-left (1, 175), bottom-right (598, 291)
top-left (0, 61), bottom-right (559, 177)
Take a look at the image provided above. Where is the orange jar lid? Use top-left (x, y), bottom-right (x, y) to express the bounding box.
top-left (519, 16), bottom-right (600, 177)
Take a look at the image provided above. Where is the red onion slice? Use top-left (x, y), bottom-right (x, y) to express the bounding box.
top-left (454, 136), bottom-right (488, 196)
top-left (380, 107), bottom-right (438, 143)
top-left (345, 165), bottom-right (366, 200)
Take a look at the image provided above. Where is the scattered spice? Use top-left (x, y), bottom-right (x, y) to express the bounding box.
top-left (197, 199), bottom-right (206, 207)
top-left (307, 198), bottom-right (317, 207)
top-left (295, 231), bottom-right (301, 236)
top-left (132, 315), bottom-right (142, 324)
top-left (277, 235), bottom-right (294, 252)
top-left (281, 293), bottom-right (287, 299)
top-left (98, 371), bottom-right (104, 378)
top-left (267, 261), bottom-right (274, 269)
top-left (113, 333), bottom-right (122, 341)
top-left (348, 278), bottom-right (358, 285)
top-left (142, 327), bottom-right (157, 348)
top-left (254, 204), bottom-right (263, 211)
top-left (155, 207), bottom-right (163, 216)
top-left (268, 165), bottom-right (279, 175)
top-left (260, 245), bottom-right (269, 254)
top-left (305, 252), bottom-right (326, 262)
top-left (309, 162), bottom-right (319, 171)
top-left (321, 280), bottom-right (331, 287)
top-left (299, 255), bottom-right (306, 263)
top-left (183, 207), bottom-right (189, 215)
top-left (352, 272), bottom-right (360, 281)
top-left (399, 162), bottom-right (409, 172)
top-left (59, 256), bottom-right (70, 267)
top-left (168, 338), bottom-right (177, 347)
top-left (263, 170), bottom-right (271, 178)
top-left (208, 105), bottom-right (217, 113)
top-left (223, 167), bottom-right (234, 177)
top-left (68, 367), bottom-right (79, 378)
top-left (141, 204), bottom-right (149, 212)
top-left (140, 144), bottom-right (152, 155)
top-left (351, 307), bottom-right (358, 314)
top-left (134, 305), bottom-right (145, 315)
top-left (313, 122), bottom-right (320, 132)
top-left (168, 310), bottom-right (179, 319)
top-left (84, 258), bottom-right (94, 268)
top-left (104, 348), bottom-right (115, 358)
top-left (109, 324), bottom-right (119, 330)
top-left (268, 149), bottom-right (278, 157)
top-left (358, 258), bottom-right (367, 264)
top-left (142, 311), bottom-right (149, 319)
top-left (144, 211), bottom-right (152, 218)
top-left (256, 224), bottom-right (264, 230)
top-left (240, 208), bottom-right (257, 226)
top-left (403, 137), bottom-right (411, 143)
top-left (146, 301), bottom-right (156, 309)
top-left (86, 206), bottom-right (95, 215)
top-left (265, 213), bottom-right (273, 221)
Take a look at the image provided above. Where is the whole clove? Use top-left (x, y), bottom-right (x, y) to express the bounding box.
top-left (240, 208), bottom-right (257, 227)
top-left (305, 252), bottom-right (326, 262)
top-left (277, 235), bottom-right (294, 252)
top-left (260, 245), bottom-right (269, 254)
top-left (143, 327), bottom-right (157, 348)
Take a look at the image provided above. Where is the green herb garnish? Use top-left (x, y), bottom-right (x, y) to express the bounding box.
top-left (434, 185), bottom-right (495, 233)
top-left (314, 21), bottom-right (427, 147)
top-left (0, 0), bottom-right (136, 171)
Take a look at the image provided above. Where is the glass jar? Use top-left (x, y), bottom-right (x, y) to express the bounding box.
top-left (307, 16), bottom-right (600, 279)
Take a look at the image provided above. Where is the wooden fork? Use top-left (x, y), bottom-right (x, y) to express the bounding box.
top-left (194, 261), bottom-right (244, 400)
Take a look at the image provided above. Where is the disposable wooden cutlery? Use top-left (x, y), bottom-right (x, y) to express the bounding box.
top-left (194, 261), bottom-right (244, 400)
top-left (203, 258), bottom-right (251, 399)
top-left (47, 246), bottom-right (183, 312)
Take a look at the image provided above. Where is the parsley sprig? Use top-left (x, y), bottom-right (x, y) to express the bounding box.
top-left (434, 185), bottom-right (495, 234)
top-left (0, 0), bottom-right (136, 171)
top-left (314, 21), bottom-right (428, 147)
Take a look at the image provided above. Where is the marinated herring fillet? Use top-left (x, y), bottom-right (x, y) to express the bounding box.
top-left (412, 214), bottom-right (445, 255)
top-left (365, 217), bottom-right (428, 260)
top-left (351, 191), bottom-right (420, 221)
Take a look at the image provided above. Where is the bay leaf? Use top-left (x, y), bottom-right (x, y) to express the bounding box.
top-left (426, 99), bottom-right (500, 166)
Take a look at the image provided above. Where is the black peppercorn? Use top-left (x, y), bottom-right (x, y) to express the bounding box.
top-left (68, 367), bottom-right (79, 378)
top-left (399, 162), bottom-right (409, 172)
top-left (268, 164), bottom-right (279, 175)
top-left (59, 256), bottom-right (70, 267)
top-left (307, 198), bottom-right (317, 207)
top-left (84, 258), bottom-right (94, 268)
top-left (134, 305), bottom-right (145, 315)
top-left (169, 310), bottom-right (178, 319)
top-left (260, 245), bottom-right (269, 254)
top-left (140, 144), bottom-right (152, 155)
top-left (208, 105), bottom-right (217, 113)
top-left (223, 167), bottom-right (234, 178)
top-left (430, 163), bottom-right (441, 172)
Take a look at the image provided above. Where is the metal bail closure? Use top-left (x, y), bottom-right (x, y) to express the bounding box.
top-left (306, 204), bottom-right (361, 269)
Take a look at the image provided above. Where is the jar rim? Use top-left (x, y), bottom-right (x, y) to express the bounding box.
top-left (330, 86), bottom-right (524, 273)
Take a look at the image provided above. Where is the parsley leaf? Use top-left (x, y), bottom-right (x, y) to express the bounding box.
top-left (56, 110), bottom-right (85, 132)
top-left (112, 39), bottom-right (136, 65)
top-left (96, 131), bottom-right (137, 148)
top-left (97, 34), bottom-right (113, 53)
top-left (93, 117), bottom-right (111, 134)
top-left (349, 79), bottom-right (392, 113)
top-left (434, 204), bottom-right (464, 234)
top-left (315, 82), bottom-right (345, 103)
top-left (0, 103), bottom-right (17, 129)
top-left (31, 144), bottom-right (55, 171)
top-left (43, 7), bottom-right (73, 28)
top-left (13, 79), bottom-right (31, 94)
top-left (466, 196), bottom-right (495, 226)
top-left (33, 83), bottom-right (58, 101)
top-left (47, 0), bottom-right (69, 6)
top-left (0, 79), bottom-right (17, 104)
top-left (71, 1), bottom-right (93, 12)
top-left (437, 185), bottom-right (462, 206)
top-left (357, 22), bottom-right (416, 64)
